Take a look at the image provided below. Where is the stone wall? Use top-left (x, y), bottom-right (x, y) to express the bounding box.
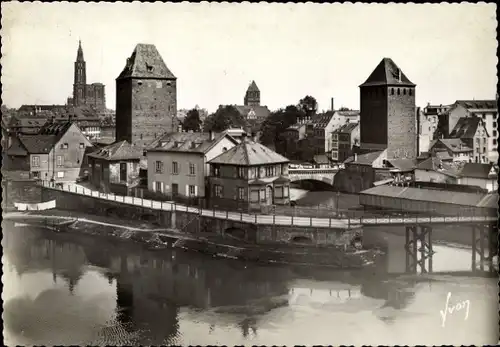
top-left (387, 86), bottom-right (417, 159)
top-left (2, 180), bottom-right (42, 208)
top-left (41, 187), bottom-right (359, 247)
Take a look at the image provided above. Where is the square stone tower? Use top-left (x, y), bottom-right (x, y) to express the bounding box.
top-left (359, 58), bottom-right (417, 159)
top-left (115, 44), bottom-right (178, 147)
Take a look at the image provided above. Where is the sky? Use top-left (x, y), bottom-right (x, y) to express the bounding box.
top-left (1, 3), bottom-right (497, 113)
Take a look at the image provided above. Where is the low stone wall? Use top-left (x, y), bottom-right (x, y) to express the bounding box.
top-left (2, 180), bottom-right (42, 208)
top-left (41, 186), bottom-right (360, 246)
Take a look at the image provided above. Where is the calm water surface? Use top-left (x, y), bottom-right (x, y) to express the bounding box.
top-left (2, 208), bottom-right (499, 345)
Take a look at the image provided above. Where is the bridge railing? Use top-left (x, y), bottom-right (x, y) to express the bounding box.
top-left (288, 168), bottom-right (339, 175)
top-left (40, 181), bottom-right (496, 227)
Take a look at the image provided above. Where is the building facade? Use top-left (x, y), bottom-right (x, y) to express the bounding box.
top-left (207, 136), bottom-right (290, 211)
top-left (115, 43), bottom-right (178, 147)
top-left (428, 138), bottom-right (474, 163)
top-left (331, 122), bottom-right (360, 163)
top-left (71, 41), bottom-right (106, 110)
top-left (359, 58), bottom-right (417, 160)
top-left (146, 132), bottom-right (238, 199)
top-left (87, 140), bottom-right (144, 194)
top-left (4, 122), bottom-right (92, 182)
top-left (448, 117), bottom-right (489, 163)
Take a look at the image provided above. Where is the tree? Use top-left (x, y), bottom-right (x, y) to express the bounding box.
top-left (298, 95), bottom-right (318, 116)
top-left (203, 105), bottom-right (246, 133)
top-left (182, 108), bottom-right (202, 132)
top-left (259, 105), bottom-right (304, 146)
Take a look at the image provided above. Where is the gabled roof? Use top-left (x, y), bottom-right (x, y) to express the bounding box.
top-left (18, 135), bottom-right (58, 154)
top-left (431, 138), bottom-right (473, 153)
top-left (234, 105), bottom-right (270, 120)
top-left (385, 158), bottom-right (417, 172)
top-left (9, 115), bottom-right (49, 129)
top-left (449, 117), bottom-right (484, 139)
top-left (87, 140), bottom-right (143, 161)
top-left (415, 157), bottom-right (460, 178)
top-left (209, 138), bottom-right (289, 166)
top-left (459, 163), bottom-right (493, 179)
top-left (39, 121), bottom-right (73, 136)
top-left (147, 131), bottom-right (237, 154)
top-left (344, 150), bottom-right (384, 166)
top-left (476, 192), bottom-right (498, 208)
top-left (313, 154), bottom-right (330, 165)
top-left (273, 175), bottom-right (291, 184)
top-left (247, 80), bottom-right (260, 92)
top-left (360, 58), bottom-right (415, 87)
top-left (312, 112), bottom-right (334, 129)
top-left (117, 43), bottom-right (176, 80)
top-left (335, 122), bottom-right (359, 134)
top-left (455, 100), bottom-right (497, 110)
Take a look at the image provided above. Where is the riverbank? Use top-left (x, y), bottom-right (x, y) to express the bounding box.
top-left (4, 210), bottom-right (383, 269)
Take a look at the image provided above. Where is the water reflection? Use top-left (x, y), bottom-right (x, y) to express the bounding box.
top-left (2, 221), bottom-right (498, 345)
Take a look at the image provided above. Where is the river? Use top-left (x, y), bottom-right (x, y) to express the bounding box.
top-left (2, 217), bottom-right (498, 345)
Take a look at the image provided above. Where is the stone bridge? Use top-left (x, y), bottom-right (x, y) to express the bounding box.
top-left (288, 168), bottom-right (339, 186)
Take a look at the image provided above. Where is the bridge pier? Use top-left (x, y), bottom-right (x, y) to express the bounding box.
top-left (405, 225), bottom-right (434, 273)
top-left (471, 223), bottom-right (496, 272)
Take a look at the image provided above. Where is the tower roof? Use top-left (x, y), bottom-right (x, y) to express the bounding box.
top-left (117, 43), bottom-right (176, 80)
top-left (360, 58), bottom-right (415, 87)
top-left (247, 80), bottom-right (260, 92)
top-left (76, 40), bottom-right (84, 61)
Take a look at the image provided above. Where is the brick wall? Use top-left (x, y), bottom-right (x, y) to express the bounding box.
top-left (387, 86), bottom-right (417, 159)
top-left (116, 78), bottom-right (177, 145)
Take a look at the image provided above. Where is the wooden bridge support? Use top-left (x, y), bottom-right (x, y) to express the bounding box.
top-left (471, 223), bottom-right (497, 273)
top-left (405, 225), bottom-right (434, 273)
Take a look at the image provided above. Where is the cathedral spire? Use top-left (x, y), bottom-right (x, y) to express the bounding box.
top-left (77, 40), bottom-right (84, 62)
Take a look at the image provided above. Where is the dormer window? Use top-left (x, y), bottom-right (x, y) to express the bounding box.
top-left (146, 63), bottom-right (153, 72)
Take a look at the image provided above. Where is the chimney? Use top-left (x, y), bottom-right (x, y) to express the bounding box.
top-left (398, 69), bottom-right (402, 82)
top-left (331, 97), bottom-right (335, 112)
top-left (209, 131), bottom-right (215, 140)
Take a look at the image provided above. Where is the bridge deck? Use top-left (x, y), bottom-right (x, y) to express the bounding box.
top-left (41, 183), bottom-right (497, 229)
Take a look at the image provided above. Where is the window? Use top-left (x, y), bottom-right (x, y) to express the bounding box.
top-left (79, 143), bottom-right (85, 149)
top-left (409, 89), bottom-right (412, 96)
top-left (57, 171), bottom-right (64, 178)
top-left (493, 139), bottom-right (497, 145)
top-left (155, 181), bottom-right (162, 193)
top-left (189, 163), bottom-right (196, 176)
top-left (483, 147), bottom-right (486, 153)
top-left (493, 121), bottom-right (497, 128)
top-left (120, 162), bottom-right (127, 182)
top-left (56, 155), bottom-right (63, 167)
top-left (172, 183), bottom-right (179, 196)
top-left (155, 161), bottom-right (163, 173)
top-left (260, 188), bottom-right (266, 202)
top-left (213, 165), bottom-right (220, 177)
top-left (238, 187), bottom-right (245, 201)
top-left (156, 81), bottom-right (162, 89)
top-left (493, 130), bottom-right (497, 137)
top-left (237, 167), bottom-right (246, 179)
top-left (265, 166), bottom-right (274, 177)
top-left (397, 88), bottom-right (400, 95)
top-left (189, 185), bottom-right (196, 196)
top-left (403, 88), bottom-right (406, 95)
top-left (391, 88), bottom-right (394, 95)
top-left (31, 171), bottom-right (40, 179)
top-left (214, 184), bottom-right (223, 198)
top-left (32, 156), bottom-right (40, 167)
top-left (172, 161), bottom-right (179, 174)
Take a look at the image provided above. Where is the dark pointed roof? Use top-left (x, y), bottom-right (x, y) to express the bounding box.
top-left (449, 117), bottom-right (486, 139)
top-left (77, 40), bottom-right (84, 62)
top-left (117, 43), bottom-right (176, 80)
top-left (247, 81), bottom-right (260, 92)
top-left (360, 58), bottom-right (415, 87)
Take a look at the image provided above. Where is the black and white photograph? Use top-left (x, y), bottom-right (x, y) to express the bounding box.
top-left (1, 2), bottom-right (498, 345)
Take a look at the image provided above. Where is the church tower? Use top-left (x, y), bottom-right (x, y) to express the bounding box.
top-left (73, 40), bottom-right (87, 107)
top-left (244, 81), bottom-right (260, 107)
top-left (359, 58), bottom-right (417, 159)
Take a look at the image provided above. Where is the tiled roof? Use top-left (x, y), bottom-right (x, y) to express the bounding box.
top-left (18, 135), bottom-right (58, 154)
top-left (147, 131), bottom-right (235, 154)
top-left (234, 105), bottom-right (270, 120)
top-left (344, 150), bottom-right (384, 166)
top-left (87, 140), bottom-right (143, 161)
top-left (360, 185), bottom-right (486, 207)
top-left (312, 112), bottom-right (334, 129)
top-left (336, 122), bottom-right (359, 134)
top-left (476, 192), bottom-right (498, 208)
top-left (117, 43), bottom-right (176, 80)
top-left (449, 117), bottom-right (483, 139)
top-left (273, 175), bottom-right (290, 184)
top-left (455, 100), bottom-right (497, 110)
top-left (432, 138), bottom-right (473, 153)
top-left (360, 58), bottom-right (415, 87)
top-left (415, 157), bottom-right (460, 178)
top-left (247, 80), bottom-right (260, 92)
top-left (209, 138), bottom-right (289, 166)
top-left (386, 158), bottom-right (417, 171)
top-left (249, 178), bottom-right (267, 185)
top-left (39, 121), bottom-right (73, 136)
top-left (9, 116), bottom-right (49, 128)
top-left (459, 163), bottom-right (493, 179)
top-left (313, 154), bottom-right (330, 164)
